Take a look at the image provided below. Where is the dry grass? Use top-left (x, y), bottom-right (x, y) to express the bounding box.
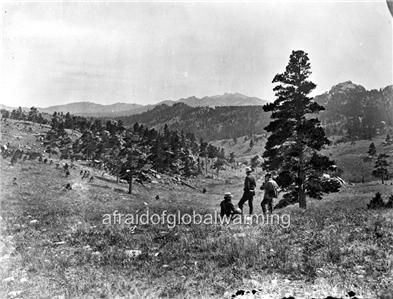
top-left (1, 158), bottom-right (393, 298)
top-left (1, 120), bottom-right (393, 298)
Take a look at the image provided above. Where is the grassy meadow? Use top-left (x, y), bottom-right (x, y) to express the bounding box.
top-left (1, 120), bottom-right (393, 298)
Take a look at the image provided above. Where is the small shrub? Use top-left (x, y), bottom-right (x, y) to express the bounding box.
top-left (367, 192), bottom-right (385, 209)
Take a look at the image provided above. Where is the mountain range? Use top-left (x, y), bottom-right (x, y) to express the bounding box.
top-left (1, 93), bottom-right (266, 117)
top-left (115, 81), bottom-right (393, 141)
top-left (2, 81), bottom-right (392, 142)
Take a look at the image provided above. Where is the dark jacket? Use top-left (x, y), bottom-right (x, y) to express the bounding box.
top-left (244, 174), bottom-right (256, 193)
top-left (261, 179), bottom-right (279, 200)
top-left (220, 199), bottom-right (237, 217)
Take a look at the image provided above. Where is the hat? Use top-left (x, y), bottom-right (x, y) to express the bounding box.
top-left (224, 192), bottom-right (233, 199)
top-left (245, 167), bottom-right (252, 173)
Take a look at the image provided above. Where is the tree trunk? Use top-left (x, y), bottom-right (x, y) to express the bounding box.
top-left (128, 173), bottom-right (132, 194)
top-left (298, 185), bottom-right (306, 209)
top-left (298, 148), bottom-right (307, 209)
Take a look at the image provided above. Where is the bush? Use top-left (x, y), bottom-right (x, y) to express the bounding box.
top-left (367, 192), bottom-right (393, 209)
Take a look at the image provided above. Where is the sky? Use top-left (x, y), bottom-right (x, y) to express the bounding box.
top-left (0, 0), bottom-right (392, 108)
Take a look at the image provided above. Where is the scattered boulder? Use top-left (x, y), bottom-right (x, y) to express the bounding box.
top-left (124, 249), bottom-right (142, 258)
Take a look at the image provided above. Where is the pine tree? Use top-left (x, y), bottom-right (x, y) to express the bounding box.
top-left (263, 50), bottom-right (335, 209)
top-left (28, 107), bottom-right (39, 123)
top-left (368, 142), bottom-right (377, 156)
top-left (372, 153), bottom-right (390, 184)
top-left (183, 149), bottom-right (192, 177)
top-left (199, 138), bottom-right (208, 175)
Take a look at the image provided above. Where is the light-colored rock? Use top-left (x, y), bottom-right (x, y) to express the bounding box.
top-left (234, 233), bottom-right (246, 238)
top-left (3, 276), bottom-right (15, 283)
top-left (20, 277), bottom-right (28, 283)
top-left (125, 249), bottom-right (142, 258)
top-left (8, 290), bottom-right (23, 297)
top-left (53, 241), bottom-right (66, 245)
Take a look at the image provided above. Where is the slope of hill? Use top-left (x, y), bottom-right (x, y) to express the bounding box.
top-left (1, 119), bottom-right (393, 298)
top-left (40, 102), bottom-right (143, 117)
top-left (212, 133), bottom-right (393, 183)
top-left (314, 81), bottom-right (393, 138)
top-left (112, 82), bottom-right (392, 142)
top-left (116, 103), bottom-right (270, 141)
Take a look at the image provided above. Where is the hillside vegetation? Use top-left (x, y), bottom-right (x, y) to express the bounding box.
top-left (116, 103), bottom-right (270, 142)
top-left (315, 82), bottom-right (393, 139)
top-left (1, 120), bottom-right (393, 298)
top-left (111, 82), bottom-right (393, 143)
top-left (212, 134), bottom-right (393, 184)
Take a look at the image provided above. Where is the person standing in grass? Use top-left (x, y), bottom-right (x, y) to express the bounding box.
top-left (238, 167), bottom-right (256, 214)
top-left (260, 173), bottom-right (279, 215)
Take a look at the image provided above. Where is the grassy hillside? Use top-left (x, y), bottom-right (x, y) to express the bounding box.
top-left (212, 134), bottom-right (393, 184)
top-left (1, 120), bottom-right (393, 298)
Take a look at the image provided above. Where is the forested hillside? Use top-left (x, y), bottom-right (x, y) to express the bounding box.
top-left (3, 82), bottom-right (392, 144)
top-left (116, 103), bottom-right (270, 141)
top-left (315, 81), bottom-right (393, 140)
top-left (112, 82), bottom-right (393, 142)
top-left (1, 110), bottom-right (227, 181)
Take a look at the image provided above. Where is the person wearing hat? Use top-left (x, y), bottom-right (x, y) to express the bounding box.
top-left (220, 192), bottom-right (241, 218)
top-left (238, 167), bottom-right (256, 215)
top-left (260, 173), bottom-right (279, 215)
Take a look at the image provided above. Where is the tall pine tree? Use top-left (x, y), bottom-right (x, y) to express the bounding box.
top-left (372, 153), bottom-right (390, 184)
top-left (368, 142), bottom-right (377, 156)
top-left (263, 50), bottom-right (335, 209)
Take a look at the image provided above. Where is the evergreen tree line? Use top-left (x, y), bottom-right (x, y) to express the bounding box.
top-left (32, 111), bottom-right (227, 179)
top-left (1, 107), bottom-right (49, 124)
top-left (115, 103), bottom-right (270, 142)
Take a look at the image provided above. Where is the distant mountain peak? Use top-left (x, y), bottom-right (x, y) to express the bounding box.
top-left (329, 81), bottom-right (366, 95)
top-left (176, 93), bottom-right (266, 107)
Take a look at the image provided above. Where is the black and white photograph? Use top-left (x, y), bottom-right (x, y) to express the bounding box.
top-left (0, 0), bottom-right (392, 298)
